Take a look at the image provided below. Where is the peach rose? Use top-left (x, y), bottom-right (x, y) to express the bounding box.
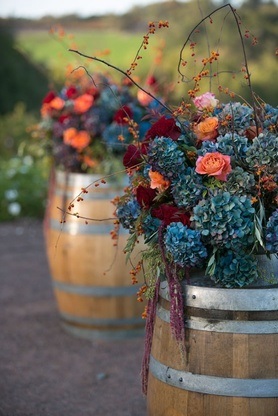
top-left (149, 170), bottom-right (170, 192)
top-left (194, 117), bottom-right (218, 141)
top-left (73, 94), bottom-right (94, 114)
top-left (63, 128), bottom-right (91, 152)
top-left (195, 152), bottom-right (232, 181)
top-left (137, 90), bottom-right (154, 106)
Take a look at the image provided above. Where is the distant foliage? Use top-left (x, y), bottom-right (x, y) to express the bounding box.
top-left (0, 29), bottom-right (50, 115)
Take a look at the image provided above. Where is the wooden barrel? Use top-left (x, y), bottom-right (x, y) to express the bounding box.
top-left (147, 257), bottom-right (278, 416)
top-left (44, 169), bottom-right (145, 340)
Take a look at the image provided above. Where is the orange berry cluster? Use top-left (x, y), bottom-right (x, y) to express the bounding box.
top-left (130, 261), bottom-right (142, 285)
top-left (126, 20), bottom-right (169, 76)
top-left (141, 305), bottom-right (148, 319)
top-left (137, 284), bottom-right (147, 303)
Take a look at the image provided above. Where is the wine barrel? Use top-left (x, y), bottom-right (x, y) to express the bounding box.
top-left (44, 170), bottom-right (144, 340)
top-left (147, 259), bottom-right (278, 416)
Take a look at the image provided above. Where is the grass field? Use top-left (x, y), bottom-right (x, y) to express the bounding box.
top-left (15, 29), bottom-right (160, 85)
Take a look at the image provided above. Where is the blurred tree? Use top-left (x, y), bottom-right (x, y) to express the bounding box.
top-left (0, 27), bottom-right (50, 115)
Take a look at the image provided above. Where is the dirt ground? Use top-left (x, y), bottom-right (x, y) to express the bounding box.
top-left (0, 219), bottom-right (147, 416)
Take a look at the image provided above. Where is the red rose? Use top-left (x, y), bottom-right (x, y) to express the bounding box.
top-left (123, 144), bottom-right (143, 169)
top-left (145, 116), bottom-right (181, 141)
top-left (151, 204), bottom-right (190, 226)
top-left (136, 185), bottom-right (157, 209)
top-left (42, 91), bottom-right (56, 104)
top-left (113, 105), bottom-right (133, 124)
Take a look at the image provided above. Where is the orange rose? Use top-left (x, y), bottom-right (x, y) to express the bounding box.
top-left (195, 152), bottom-right (232, 181)
top-left (73, 94), bottom-right (94, 114)
top-left (63, 128), bottom-right (91, 152)
top-left (40, 96), bottom-right (65, 117)
top-left (50, 96), bottom-right (65, 110)
top-left (194, 117), bottom-right (218, 141)
top-left (149, 170), bottom-right (170, 192)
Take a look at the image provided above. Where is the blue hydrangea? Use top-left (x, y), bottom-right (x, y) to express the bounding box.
top-left (198, 140), bottom-right (218, 156)
top-left (83, 105), bottom-right (111, 137)
top-left (212, 249), bottom-right (258, 287)
top-left (245, 132), bottom-right (278, 168)
top-left (164, 222), bottom-right (208, 267)
top-left (226, 167), bottom-right (256, 196)
top-left (102, 123), bottom-right (132, 153)
top-left (265, 209), bottom-right (278, 253)
top-left (116, 198), bottom-right (141, 230)
top-left (142, 214), bottom-right (161, 243)
top-left (217, 102), bottom-right (254, 134)
top-left (147, 137), bottom-right (187, 180)
top-left (216, 133), bottom-right (250, 159)
top-left (263, 104), bottom-right (278, 130)
top-left (192, 191), bottom-right (255, 249)
top-left (171, 167), bottom-right (205, 209)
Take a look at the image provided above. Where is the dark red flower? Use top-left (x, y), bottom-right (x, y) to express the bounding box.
top-left (66, 86), bottom-right (78, 99)
top-left (58, 114), bottom-right (70, 123)
top-left (145, 116), bottom-right (181, 141)
top-left (42, 91), bottom-right (56, 104)
top-left (113, 105), bottom-right (133, 124)
top-left (85, 86), bottom-right (100, 100)
top-left (123, 144), bottom-right (143, 169)
top-left (136, 185), bottom-right (157, 209)
top-left (151, 204), bottom-right (190, 226)
top-left (146, 75), bottom-right (157, 86)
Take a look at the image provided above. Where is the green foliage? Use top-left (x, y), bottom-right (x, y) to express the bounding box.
top-left (0, 103), bottom-right (38, 158)
top-left (0, 104), bottom-right (49, 221)
top-left (0, 156), bottom-right (49, 221)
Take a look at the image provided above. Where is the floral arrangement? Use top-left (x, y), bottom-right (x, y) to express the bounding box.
top-left (62, 5), bottom-right (277, 396)
top-left (115, 91), bottom-right (278, 290)
top-left (33, 74), bottom-right (161, 175)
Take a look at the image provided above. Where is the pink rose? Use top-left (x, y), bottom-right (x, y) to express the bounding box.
top-left (193, 92), bottom-right (219, 110)
top-left (195, 152), bottom-right (232, 181)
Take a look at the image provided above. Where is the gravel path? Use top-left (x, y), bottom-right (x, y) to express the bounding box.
top-left (0, 219), bottom-right (147, 416)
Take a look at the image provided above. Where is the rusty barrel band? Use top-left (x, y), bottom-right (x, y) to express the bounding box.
top-left (156, 304), bottom-right (278, 334)
top-left (149, 355), bottom-right (278, 397)
top-left (53, 280), bottom-right (140, 297)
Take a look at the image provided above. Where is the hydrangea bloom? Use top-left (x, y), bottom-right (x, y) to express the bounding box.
top-left (192, 191), bottom-right (255, 249)
top-left (147, 137), bottom-right (187, 180)
top-left (226, 167), bottom-right (256, 195)
top-left (212, 250), bottom-right (258, 287)
top-left (164, 222), bottom-right (208, 267)
top-left (116, 198), bottom-right (141, 230)
top-left (217, 102), bottom-right (254, 134)
top-left (171, 167), bottom-right (205, 209)
top-left (265, 209), bottom-right (278, 253)
top-left (245, 133), bottom-right (278, 168)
